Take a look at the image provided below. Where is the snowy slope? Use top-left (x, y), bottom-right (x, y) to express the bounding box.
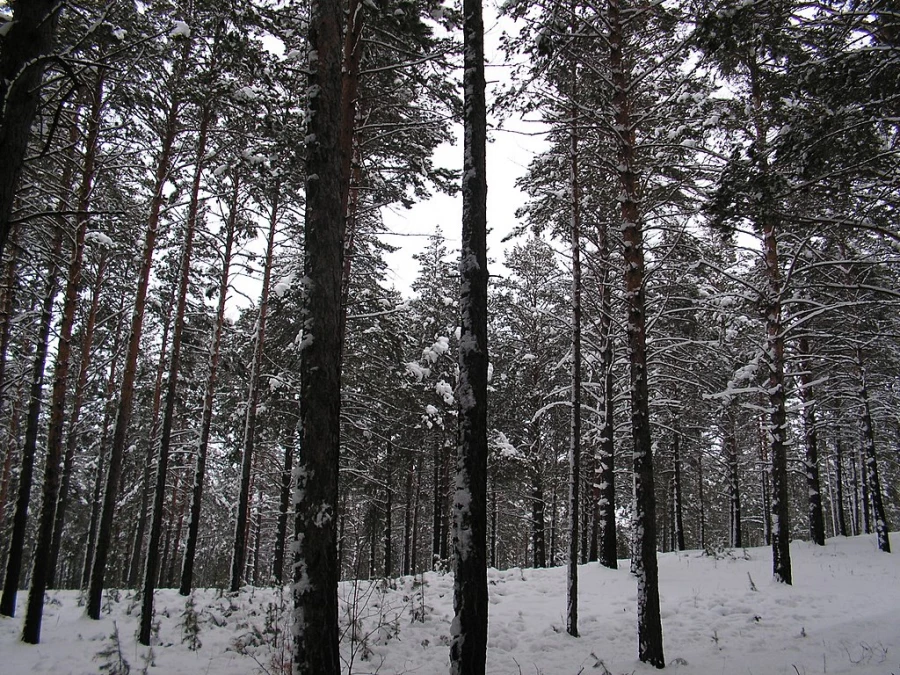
top-left (1, 535), bottom-right (897, 674)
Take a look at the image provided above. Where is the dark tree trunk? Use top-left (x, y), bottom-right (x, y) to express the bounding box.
top-left (597, 222), bottom-right (617, 570)
top-left (139, 98), bottom-right (209, 642)
top-left (87, 41), bottom-right (188, 619)
top-left (272, 437), bottom-right (293, 585)
top-left (855, 352), bottom-right (891, 553)
top-left (0, 223), bottom-right (64, 618)
top-left (449, 0), bottom-right (489, 668)
top-left (0, 0), bottom-right (63, 260)
top-left (292, 0), bottom-right (344, 668)
top-left (672, 426), bottom-right (685, 552)
top-left (758, 418), bottom-right (771, 545)
top-left (432, 441), bottom-right (443, 568)
top-left (49, 250), bottom-right (107, 588)
top-left (726, 410), bottom-right (742, 549)
top-left (609, 0), bottom-right (664, 663)
top-left (180, 173), bottom-right (239, 595)
top-left (531, 462), bottom-right (546, 568)
top-left (0, 222), bottom-right (20, 421)
top-left (411, 457), bottom-right (422, 573)
top-left (81, 305), bottom-right (125, 589)
top-left (797, 336), bottom-right (825, 546)
top-left (127, 281), bottom-right (176, 589)
top-left (834, 437), bottom-right (848, 537)
top-left (403, 457), bottom-right (414, 576)
top-left (384, 441), bottom-right (393, 577)
top-left (567, 85), bottom-right (581, 637)
top-left (696, 452), bottom-right (705, 550)
top-left (23, 75), bottom-right (105, 639)
top-left (231, 188), bottom-right (279, 592)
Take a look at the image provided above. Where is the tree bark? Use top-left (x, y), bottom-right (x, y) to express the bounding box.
top-left (0, 222), bottom-right (64, 618)
top-left (23, 75), bottom-right (105, 641)
top-left (726, 409), bottom-right (742, 549)
top-left (87, 37), bottom-right (188, 619)
top-left (609, 0), bottom-right (664, 663)
top-left (672, 424), bottom-right (685, 552)
top-left (855, 352), bottom-right (891, 553)
top-left (0, 0), bottom-right (63, 260)
top-left (566, 79), bottom-right (581, 637)
top-left (180, 172), bottom-right (239, 594)
top-left (384, 440), bottom-right (393, 577)
top-left (293, 0), bottom-right (344, 668)
top-left (834, 436), bottom-right (848, 536)
top-left (231, 185), bottom-right (279, 592)
top-left (139, 102), bottom-right (210, 644)
top-left (449, 0), bottom-right (489, 669)
top-left (797, 336), bottom-right (825, 545)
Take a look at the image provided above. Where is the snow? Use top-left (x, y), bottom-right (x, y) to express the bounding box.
top-left (2, 536), bottom-right (898, 674)
top-left (169, 21), bottom-right (190, 38)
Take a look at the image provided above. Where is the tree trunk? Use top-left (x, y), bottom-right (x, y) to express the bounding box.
top-left (672, 425), bottom-right (685, 552)
top-left (726, 409), bottom-right (742, 549)
top-left (127, 278), bottom-right (177, 588)
top-left (139, 97), bottom-right (209, 639)
top-left (81, 301), bottom-right (125, 589)
top-left (597, 221), bottom-right (617, 569)
top-left (292, 0), bottom-right (344, 668)
top-left (834, 437), bottom-right (848, 537)
top-left (49, 250), bottom-right (107, 588)
top-left (231, 186), bottom-right (279, 592)
top-left (855, 352), bottom-right (891, 553)
top-left (87, 39), bottom-right (188, 619)
top-left (384, 440), bottom-right (393, 577)
top-left (449, 0), bottom-right (489, 668)
top-left (0, 222), bottom-right (64, 618)
top-left (0, 0), bottom-right (62, 260)
top-left (272, 438), bottom-right (293, 585)
top-left (0, 222), bottom-right (20, 420)
top-left (23, 75), bottom-right (106, 641)
top-left (180, 172), bottom-right (239, 595)
top-left (797, 336), bottom-right (825, 545)
top-left (403, 457), bottom-right (414, 576)
top-left (696, 451), bottom-right (705, 551)
top-left (608, 0), bottom-right (664, 663)
top-left (567, 81), bottom-right (581, 637)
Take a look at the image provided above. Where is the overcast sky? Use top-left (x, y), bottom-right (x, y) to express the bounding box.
top-left (381, 8), bottom-right (548, 296)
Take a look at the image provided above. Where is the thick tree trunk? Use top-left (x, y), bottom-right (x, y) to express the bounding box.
top-left (0, 0), bottom-right (63, 260)
top-left (449, 0), bottom-right (489, 669)
top-left (180, 173), bottom-right (239, 595)
top-left (23, 76), bottom-right (105, 641)
top-left (231, 187), bottom-right (279, 592)
top-left (855, 352), bottom-right (891, 553)
top-left (87, 40), bottom-right (188, 619)
top-left (608, 0), bottom-right (664, 664)
top-left (292, 0), bottom-right (344, 669)
top-left (696, 452), bottom-right (705, 550)
top-left (0, 223), bottom-right (64, 618)
top-left (0, 223), bottom-right (20, 420)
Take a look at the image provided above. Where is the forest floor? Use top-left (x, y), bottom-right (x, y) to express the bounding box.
top-left (1, 534), bottom-right (897, 674)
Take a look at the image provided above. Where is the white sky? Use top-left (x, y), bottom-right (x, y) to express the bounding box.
top-left (381, 8), bottom-right (548, 295)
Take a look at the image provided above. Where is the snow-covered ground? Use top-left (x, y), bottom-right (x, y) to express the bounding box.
top-left (2, 535), bottom-right (897, 674)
